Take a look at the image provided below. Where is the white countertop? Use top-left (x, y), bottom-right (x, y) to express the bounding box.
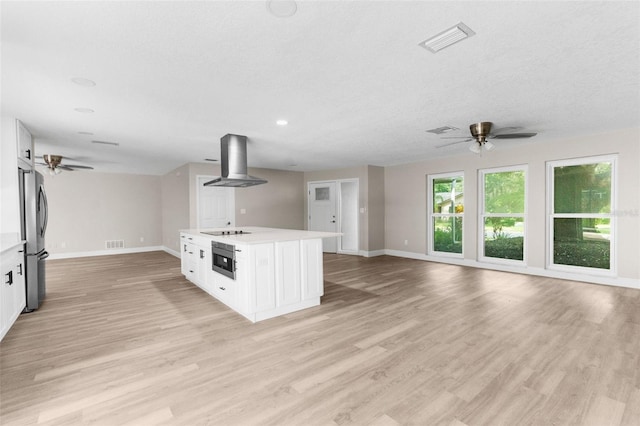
top-left (1, 233), bottom-right (25, 254)
top-left (181, 226), bottom-right (341, 245)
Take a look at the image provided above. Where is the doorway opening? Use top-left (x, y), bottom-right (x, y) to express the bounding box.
top-left (307, 179), bottom-right (359, 254)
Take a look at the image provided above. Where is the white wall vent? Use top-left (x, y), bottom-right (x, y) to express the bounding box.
top-left (105, 240), bottom-right (125, 249)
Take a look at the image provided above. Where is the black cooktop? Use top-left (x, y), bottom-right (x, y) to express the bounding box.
top-left (202, 230), bottom-right (251, 236)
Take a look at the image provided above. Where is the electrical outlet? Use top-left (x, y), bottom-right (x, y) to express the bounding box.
top-left (140, 237), bottom-right (144, 243)
top-left (404, 240), bottom-right (408, 246)
top-left (240, 208), bottom-right (246, 214)
top-left (61, 241), bottom-right (66, 248)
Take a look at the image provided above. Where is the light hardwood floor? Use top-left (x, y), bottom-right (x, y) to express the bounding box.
top-left (1, 251), bottom-right (639, 425)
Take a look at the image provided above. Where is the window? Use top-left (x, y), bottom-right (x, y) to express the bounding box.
top-left (548, 155), bottom-right (615, 273)
top-left (428, 172), bottom-right (463, 256)
top-left (479, 166), bottom-right (527, 263)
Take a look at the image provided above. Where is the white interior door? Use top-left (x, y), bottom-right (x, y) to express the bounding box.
top-left (339, 180), bottom-right (358, 254)
top-left (308, 181), bottom-right (337, 253)
top-left (197, 176), bottom-right (235, 229)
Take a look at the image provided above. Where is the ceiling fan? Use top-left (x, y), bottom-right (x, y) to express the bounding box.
top-left (37, 155), bottom-right (94, 175)
top-left (437, 122), bottom-right (537, 153)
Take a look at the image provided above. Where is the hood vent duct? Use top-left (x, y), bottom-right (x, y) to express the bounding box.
top-left (204, 134), bottom-right (267, 188)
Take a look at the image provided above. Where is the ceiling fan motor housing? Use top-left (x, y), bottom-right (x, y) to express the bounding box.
top-left (470, 122), bottom-right (492, 143)
top-left (43, 154), bottom-right (62, 168)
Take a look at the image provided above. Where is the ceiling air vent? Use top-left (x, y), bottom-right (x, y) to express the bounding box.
top-left (91, 140), bottom-right (119, 147)
top-left (426, 126), bottom-right (459, 135)
top-left (419, 22), bottom-right (475, 53)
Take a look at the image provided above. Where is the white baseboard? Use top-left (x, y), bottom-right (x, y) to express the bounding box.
top-left (384, 249), bottom-right (640, 290)
top-left (48, 246), bottom-right (166, 260)
top-left (359, 249), bottom-right (385, 258)
top-left (163, 246), bottom-right (181, 258)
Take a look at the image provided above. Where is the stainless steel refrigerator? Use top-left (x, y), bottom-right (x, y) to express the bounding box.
top-left (19, 169), bottom-right (49, 311)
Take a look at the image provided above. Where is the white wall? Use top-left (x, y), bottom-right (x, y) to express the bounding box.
top-left (384, 128), bottom-right (640, 283)
top-left (187, 163), bottom-right (305, 230)
top-left (44, 171), bottom-right (163, 256)
top-left (161, 163), bottom-right (190, 254)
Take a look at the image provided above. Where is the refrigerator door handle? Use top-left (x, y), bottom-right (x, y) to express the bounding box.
top-left (39, 185), bottom-right (49, 237)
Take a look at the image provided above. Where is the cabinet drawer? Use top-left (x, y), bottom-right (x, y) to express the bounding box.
top-left (213, 274), bottom-right (237, 307)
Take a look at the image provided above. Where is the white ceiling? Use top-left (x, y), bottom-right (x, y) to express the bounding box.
top-left (2, 1), bottom-right (639, 175)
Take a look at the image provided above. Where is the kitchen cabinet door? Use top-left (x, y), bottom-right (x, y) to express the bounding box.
top-left (180, 241), bottom-right (197, 282)
top-left (301, 239), bottom-right (324, 299)
top-left (17, 120), bottom-right (34, 169)
top-left (250, 243), bottom-right (276, 312)
top-left (1, 245), bottom-right (26, 342)
top-left (275, 241), bottom-right (301, 307)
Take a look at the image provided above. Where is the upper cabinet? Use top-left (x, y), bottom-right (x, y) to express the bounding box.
top-left (1, 116), bottom-right (23, 246)
top-left (17, 120), bottom-right (34, 170)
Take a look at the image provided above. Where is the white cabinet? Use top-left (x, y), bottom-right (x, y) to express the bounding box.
top-left (17, 120), bottom-right (34, 169)
top-left (243, 240), bottom-right (323, 322)
top-left (180, 231), bottom-right (326, 323)
top-left (180, 233), bottom-right (209, 287)
top-left (211, 272), bottom-right (238, 308)
top-left (1, 244), bottom-right (26, 342)
top-left (275, 241), bottom-right (301, 307)
top-left (301, 239), bottom-right (324, 299)
top-left (180, 238), bottom-right (197, 282)
top-left (249, 243), bottom-right (276, 313)
top-left (1, 116), bottom-right (22, 244)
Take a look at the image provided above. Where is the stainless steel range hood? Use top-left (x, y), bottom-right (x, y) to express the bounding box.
top-left (204, 134), bottom-right (267, 188)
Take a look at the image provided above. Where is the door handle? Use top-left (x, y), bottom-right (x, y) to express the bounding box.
top-left (5, 271), bottom-right (13, 285)
top-left (200, 249), bottom-right (205, 259)
top-left (17, 264), bottom-right (23, 276)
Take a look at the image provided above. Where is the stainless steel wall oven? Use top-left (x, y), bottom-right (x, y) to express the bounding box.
top-left (211, 241), bottom-right (235, 280)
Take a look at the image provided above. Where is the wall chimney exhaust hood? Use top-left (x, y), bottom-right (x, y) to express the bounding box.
top-left (204, 134), bottom-right (267, 188)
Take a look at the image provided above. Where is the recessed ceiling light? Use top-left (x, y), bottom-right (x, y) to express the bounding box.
top-left (419, 22), bottom-right (476, 53)
top-left (276, 119), bottom-right (288, 126)
top-left (78, 131), bottom-right (94, 135)
top-left (74, 107), bottom-right (94, 113)
top-left (267, 0), bottom-right (297, 18)
top-left (71, 77), bottom-right (96, 87)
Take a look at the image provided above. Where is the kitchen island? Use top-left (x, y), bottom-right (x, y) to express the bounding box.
top-left (179, 227), bottom-right (340, 322)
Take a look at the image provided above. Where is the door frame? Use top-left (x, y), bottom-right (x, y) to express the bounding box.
top-left (307, 179), bottom-right (359, 255)
top-left (196, 175), bottom-right (235, 229)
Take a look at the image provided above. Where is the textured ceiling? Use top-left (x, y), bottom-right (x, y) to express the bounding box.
top-left (2, 1), bottom-right (639, 175)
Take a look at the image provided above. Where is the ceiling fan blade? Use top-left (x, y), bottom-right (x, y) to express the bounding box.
top-left (436, 139), bottom-right (472, 148)
top-left (491, 126), bottom-right (523, 135)
top-left (491, 132), bottom-right (537, 139)
top-left (66, 164), bottom-right (94, 169)
top-left (439, 136), bottom-right (473, 139)
top-left (57, 165), bottom-right (74, 171)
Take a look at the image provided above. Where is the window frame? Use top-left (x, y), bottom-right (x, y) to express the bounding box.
top-left (546, 154), bottom-right (617, 276)
top-left (427, 171), bottom-right (464, 258)
top-left (478, 164), bottom-right (528, 266)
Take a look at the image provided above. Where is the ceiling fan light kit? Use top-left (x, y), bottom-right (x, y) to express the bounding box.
top-left (435, 121), bottom-right (537, 153)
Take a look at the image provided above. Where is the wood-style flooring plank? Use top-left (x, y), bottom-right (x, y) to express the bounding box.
top-left (1, 251), bottom-right (639, 425)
